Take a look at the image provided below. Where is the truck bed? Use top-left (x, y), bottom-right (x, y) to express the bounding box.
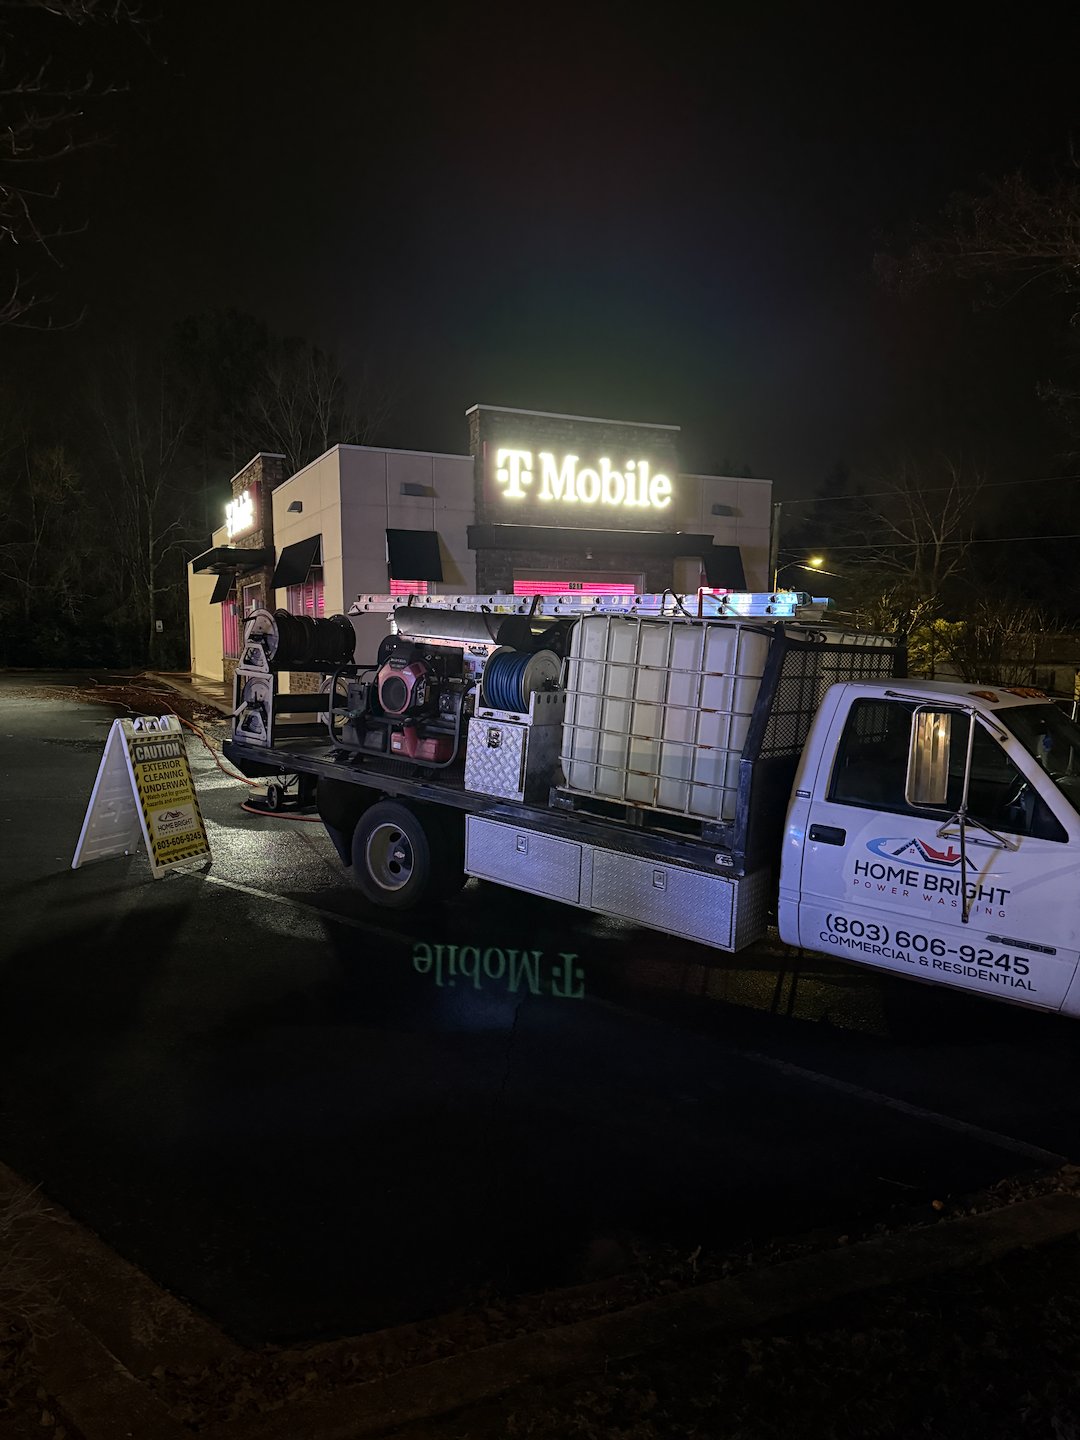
top-left (222, 735), bottom-right (745, 872)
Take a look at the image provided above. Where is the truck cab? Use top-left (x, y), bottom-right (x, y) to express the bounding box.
top-left (780, 680), bottom-right (1080, 1015)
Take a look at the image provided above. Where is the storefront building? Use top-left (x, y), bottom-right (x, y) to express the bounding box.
top-left (188, 405), bottom-right (772, 684)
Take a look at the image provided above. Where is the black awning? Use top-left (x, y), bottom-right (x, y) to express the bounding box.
top-left (271, 534), bottom-right (322, 589)
top-left (387, 528), bottom-right (443, 582)
top-left (191, 545), bottom-right (273, 575)
top-left (209, 573), bottom-right (233, 604)
top-left (702, 545), bottom-right (746, 588)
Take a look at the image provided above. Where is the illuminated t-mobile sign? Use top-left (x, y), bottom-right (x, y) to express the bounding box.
top-left (494, 449), bottom-right (673, 509)
top-left (225, 489), bottom-right (255, 538)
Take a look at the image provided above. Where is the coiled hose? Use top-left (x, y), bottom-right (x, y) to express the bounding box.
top-left (482, 649), bottom-right (534, 712)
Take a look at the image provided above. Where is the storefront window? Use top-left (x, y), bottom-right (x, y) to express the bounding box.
top-left (221, 591), bottom-right (241, 658)
top-left (287, 568), bottom-right (325, 617)
top-left (512, 578), bottom-right (639, 597)
top-left (241, 581), bottom-right (264, 617)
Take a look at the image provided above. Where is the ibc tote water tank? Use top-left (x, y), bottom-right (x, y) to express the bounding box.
top-left (560, 615), bottom-right (773, 822)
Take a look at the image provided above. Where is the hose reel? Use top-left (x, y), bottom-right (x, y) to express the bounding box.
top-left (480, 647), bottom-right (561, 712)
top-left (243, 609), bottom-right (356, 672)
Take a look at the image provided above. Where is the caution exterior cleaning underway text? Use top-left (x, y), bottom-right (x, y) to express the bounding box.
top-left (72, 715), bottom-right (211, 879)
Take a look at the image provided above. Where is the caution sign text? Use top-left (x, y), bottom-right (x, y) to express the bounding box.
top-left (72, 715), bottom-right (211, 878)
top-left (129, 731), bottom-right (209, 873)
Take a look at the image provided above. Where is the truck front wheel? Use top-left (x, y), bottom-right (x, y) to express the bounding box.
top-left (351, 800), bottom-right (463, 909)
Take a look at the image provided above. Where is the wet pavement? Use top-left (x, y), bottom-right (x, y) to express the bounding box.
top-left (2, 676), bottom-right (1080, 1344)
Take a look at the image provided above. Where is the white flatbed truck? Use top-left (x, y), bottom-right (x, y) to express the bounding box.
top-left (223, 591), bottom-right (1080, 1017)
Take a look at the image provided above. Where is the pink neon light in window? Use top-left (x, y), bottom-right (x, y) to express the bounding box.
top-left (512, 580), bottom-right (638, 597)
top-left (287, 573), bottom-right (325, 617)
top-left (221, 595), bottom-right (240, 658)
top-left (390, 580), bottom-right (429, 596)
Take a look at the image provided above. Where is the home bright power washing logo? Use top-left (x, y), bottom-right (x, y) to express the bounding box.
top-left (853, 837), bottom-right (1011, 915)
top-left (865, 836), bottom-right (970, 870)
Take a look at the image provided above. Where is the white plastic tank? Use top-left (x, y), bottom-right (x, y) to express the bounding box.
top-left (561, 615), bottom-right (773, 822)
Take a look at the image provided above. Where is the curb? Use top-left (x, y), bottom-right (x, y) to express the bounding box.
top-left (39, 1309), bottom-right (193, 1440)
top-left (144, 671), bottom-right (233, 717)
top-left (8, 1170), bottom-right (1080, 1440)
top-left (0, 1162), bottom-right (237, 1378)
top-left (207, 1190), bottom-right (1080, 1440)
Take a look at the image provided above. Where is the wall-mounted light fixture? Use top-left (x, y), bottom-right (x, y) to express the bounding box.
top-left (287, 500), bottom-right (303, 513)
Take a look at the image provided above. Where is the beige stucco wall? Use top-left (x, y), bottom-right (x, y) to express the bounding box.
top-left (188, 564), bottom-right (223, 681)
top-left (336, 445), bottom-right (476, 663)
top-left (680, 474), bottom-right (772, 591)
top-left (270, 451), bottom-right (344, 611)
top-left (188, 521), bottom-right (230, 681)
top-left (267, 452), bottom-right (342, 697)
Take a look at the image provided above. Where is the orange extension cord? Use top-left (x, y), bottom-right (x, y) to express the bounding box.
top-left (38, 679), bottom-right (323, 821)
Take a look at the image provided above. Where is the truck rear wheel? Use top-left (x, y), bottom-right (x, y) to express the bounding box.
top-left (351, 800), bottom-right (464, 909)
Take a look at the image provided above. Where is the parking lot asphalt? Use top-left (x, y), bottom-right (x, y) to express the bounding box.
top-left (2, 677), bottom-right (1079, 1344)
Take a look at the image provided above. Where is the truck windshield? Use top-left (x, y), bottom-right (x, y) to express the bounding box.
top-left (1001, 703), bottom-right (1080, 818)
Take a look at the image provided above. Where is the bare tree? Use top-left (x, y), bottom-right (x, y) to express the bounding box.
top-left (0, 0), bottom-right (139, 326)
top-left (875, 169), bottom-right (1080, 313)
top-left (171, 312), bottom-right (392, 478)
top-left (825, 455), bottom-right (984, 638)
top-left (875, 162), bottom-right (1080, 446)
top-left (863, 457), bottom-right (982, 594)
top-left (91, 347), bottom-right (199, 663)
top-left (0, 437), bottom-right (82, 619)
top-left (242, 340), bottom-right (390, 476)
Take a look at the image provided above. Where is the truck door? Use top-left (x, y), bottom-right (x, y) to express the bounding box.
top-left (795, 694), bottom-right (1080, 1011)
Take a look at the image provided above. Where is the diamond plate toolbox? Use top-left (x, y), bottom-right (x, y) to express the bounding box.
top-left (464, 718), bottom-right (562, 801)
top-left (465, 817), bottom-right (582, 903)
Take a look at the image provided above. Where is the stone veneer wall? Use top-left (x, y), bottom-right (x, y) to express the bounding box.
top-left (225, 452), bottom-right (289, 696)
top-left (229, 452), bottom-right (289, 603)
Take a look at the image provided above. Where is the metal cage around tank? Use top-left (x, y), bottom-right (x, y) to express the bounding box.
top-left (559, 613), bottom-right (894, 827)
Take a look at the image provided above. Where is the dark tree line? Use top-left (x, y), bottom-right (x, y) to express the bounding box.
top-left (0, 313), bottom-right (386, 667)
top-left (0, 0), bottom-right (142, 328)
top-left (777, 155), bottom-right (1080, 683)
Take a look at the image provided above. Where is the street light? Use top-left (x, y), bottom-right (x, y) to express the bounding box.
top-left (773, 555), bottom-right (832, 589)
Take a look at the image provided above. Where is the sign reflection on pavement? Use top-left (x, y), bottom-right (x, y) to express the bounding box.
top-left (412, 942), bottom-right (585, 998)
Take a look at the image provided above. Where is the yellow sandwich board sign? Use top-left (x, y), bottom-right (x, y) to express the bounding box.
top-left (72, 715), bottom-right (211, 878)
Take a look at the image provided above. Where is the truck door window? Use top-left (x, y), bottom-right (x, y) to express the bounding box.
top-left (830, 700), bottom-right (912, 811)
top-left (829, 698), bottom-right (1066, 841)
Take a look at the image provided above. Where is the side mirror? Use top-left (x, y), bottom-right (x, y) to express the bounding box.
top-left (906, 709), bottom-right (953, 807)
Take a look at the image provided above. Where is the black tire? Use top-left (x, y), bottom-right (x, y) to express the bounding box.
top-left (351, 800), bottom-right (463, 909)
top-left (265, 782), bottom-right (285, 812)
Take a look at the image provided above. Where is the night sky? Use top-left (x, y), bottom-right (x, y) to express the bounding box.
top-left (15, 2), bottom-right (1080, 492)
